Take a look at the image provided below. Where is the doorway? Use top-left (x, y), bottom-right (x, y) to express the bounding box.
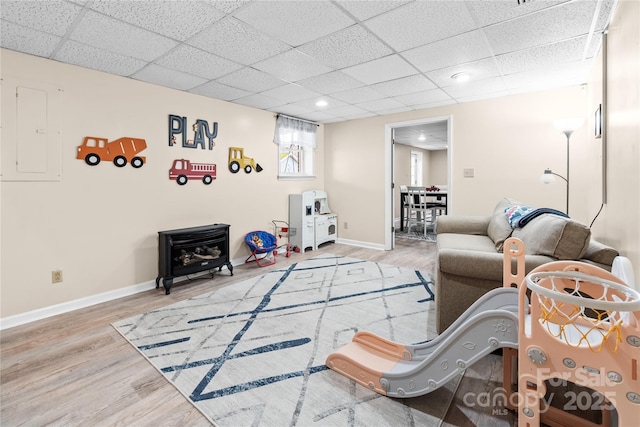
top-left (384, 116), bottom-right (452, 250)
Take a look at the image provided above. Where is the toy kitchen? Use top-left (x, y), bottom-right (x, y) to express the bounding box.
top-left (289, 190), bottom-right (337, 253)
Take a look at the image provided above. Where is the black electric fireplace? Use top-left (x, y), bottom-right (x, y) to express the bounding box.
top-left (155, 223), bottom-right (233, 294)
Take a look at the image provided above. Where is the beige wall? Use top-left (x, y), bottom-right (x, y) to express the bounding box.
top-left (1, 0), bottom-right (638, 321)
top-left (583, 0), bottom-right (640, 280)
top-left (325, 86), bottom-right (587, 240)
top-left (428, 149), bottom-right (447, 186)
top-left (325, 0), bottom-right (639, 279)
top-left (1, 49), bottom-right (325, 318)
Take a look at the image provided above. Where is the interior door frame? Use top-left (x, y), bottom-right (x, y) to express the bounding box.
top-left (384, 115), bottom-right (452, 250)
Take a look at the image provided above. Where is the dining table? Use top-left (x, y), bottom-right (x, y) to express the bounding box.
top-left (400, 190), bottom-right (448, 232)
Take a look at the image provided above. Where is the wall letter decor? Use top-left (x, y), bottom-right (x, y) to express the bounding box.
top-left (168, 115), bottom-right (218, 150)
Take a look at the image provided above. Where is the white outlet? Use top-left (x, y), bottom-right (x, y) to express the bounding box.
top-left (463, 168), bottom-right (475, 178)
top-left (52, 270), bottom-right (63, 283)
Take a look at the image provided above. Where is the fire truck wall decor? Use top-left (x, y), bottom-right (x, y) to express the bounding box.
top-left (168, 114), bottom-right (218, 150)
top-left (77, 136), bottom-right (147, 168)
top-left (169, 159), bottom-right (216, 185)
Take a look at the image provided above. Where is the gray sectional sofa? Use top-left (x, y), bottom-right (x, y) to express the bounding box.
top-left (434, 197), bottom-right (619, 334)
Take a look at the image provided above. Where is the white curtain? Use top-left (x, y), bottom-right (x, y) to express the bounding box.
top-left (273, 115), bottom-right (317, 148)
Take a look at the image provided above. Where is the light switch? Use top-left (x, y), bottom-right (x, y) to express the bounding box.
top-left (463, 168), bottom-right (475, 178)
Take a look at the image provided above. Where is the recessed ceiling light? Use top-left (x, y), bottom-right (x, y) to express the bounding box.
top-left (451, 72), bottom-right (470, 82)
top-left (316, 99), bottom-right (328, 107)
top-left (418, 134), bottom-right (426, 141)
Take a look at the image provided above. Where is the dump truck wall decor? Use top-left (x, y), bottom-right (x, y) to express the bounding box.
top-left (77, 136), bottom-right (147, 168)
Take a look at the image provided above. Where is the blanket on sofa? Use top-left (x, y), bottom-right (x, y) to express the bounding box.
top-left (505, 205), bottom-right (568, 228)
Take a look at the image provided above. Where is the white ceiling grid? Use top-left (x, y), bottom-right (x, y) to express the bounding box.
top-left (0, 0), bottom-right (616, 147)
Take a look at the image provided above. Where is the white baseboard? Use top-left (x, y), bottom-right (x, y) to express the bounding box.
top-left (0, 247), bottom-right (378, 330)
top-left (0, 261), bottom-right (243, 331)
top-left (0, 280), bottom-right (157, 330)
top-left (337, 238), bottom-right (385, 251)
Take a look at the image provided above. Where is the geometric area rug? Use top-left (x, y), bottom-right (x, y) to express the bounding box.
top-left (112, 254), bottom-right (462, 426)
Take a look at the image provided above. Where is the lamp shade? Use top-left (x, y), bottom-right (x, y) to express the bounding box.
top-left (553, 117), bottom-right (584, 133)
top-left (540, 168), bottom-right (556, 184)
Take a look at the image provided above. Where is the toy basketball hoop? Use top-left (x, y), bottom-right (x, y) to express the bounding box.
top-left (526, 270), bottom-right (640, 353)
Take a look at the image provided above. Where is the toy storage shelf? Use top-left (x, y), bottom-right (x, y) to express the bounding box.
top-left (155, 223), bottom-right (233, 294)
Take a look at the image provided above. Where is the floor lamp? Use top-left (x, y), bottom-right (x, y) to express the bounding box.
top-left (540, 118), bottom-right (584, 216)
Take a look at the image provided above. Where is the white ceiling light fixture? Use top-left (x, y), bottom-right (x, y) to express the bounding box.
top-left (418, 134), bottom-right (426, 141)
top-left (315, 99), bottom-right (328, 107)
top-left (451, 72), bottom-right (470, 82)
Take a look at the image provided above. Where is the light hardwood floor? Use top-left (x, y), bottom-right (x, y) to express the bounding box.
top-left (1, 238), bottom-right (515, 426)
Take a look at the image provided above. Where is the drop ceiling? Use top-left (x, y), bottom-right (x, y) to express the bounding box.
top-left (1, 0), bottom-right (616, 135)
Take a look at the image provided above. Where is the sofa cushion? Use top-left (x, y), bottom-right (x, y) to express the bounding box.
top-left (582, 240), bottom-right (619, 265)
top-left (512, 215), bottom-right (591, 259)
top-left (487, 197), bottom-right (520, 252)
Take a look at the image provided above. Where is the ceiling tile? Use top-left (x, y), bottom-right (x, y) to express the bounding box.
top-left (425, 58), bottom-right (502, 88)
top-left (298, 24), bottom-right (393, 69)
top-left (70, 11), bottom-right (178, 62)
top-left (341, 54), bottom-right (416, 85)
top-left (331, 86), bottom-right (386, 104)
top-left (411, 99), bottom-right (457, 111)
top-left (370, 74), bottom-right (436, 96)
top-left (252, 49), bottom-right (334, 82)
top-left (234, 1), bottom-right (354, 46)
top-left (287, 96), bottom-right (347, 112)
top-left (89, 0), bottom-right (225, 41)
top-left (456, 91), bottom-right (512, 104)
top-left (595, 0), bottom-right (617, 30)
top-left (402, 30), bottom-right (492, 72)
top-left (296, 71), bottom-right (365, 94)
top-left (464, 0), bottom-right (565, 27)
top-left (216, 67), bottom-right (287, 93)
top-left (260, 84), bottom-right (321, 103)
top-left (393, 88), bottom-right (452, 106)
top-left (187, 17), bottom-right (290, 65)
top-left (234, 93), bottom-right (286, 110)
top-left (357, 97), bottom-right (406, 112)
top-left (0, 0), bottom-right (81, 36)
top-left (377, 106), bottom-right (414, 116)
top-left (365, 1), bottom-right (476, 51)
top-left (339, 111), bottom-right (377, 121)
top-left (54, 40), bottom-right (146, 76)
top-left (268, 103), bottom-right (315, 117)
top-left (189, 80), bottom-right (250, 101)
top-left (299, 111), bottom-right (340, 123)
top-left (483, 1), bottom-right (599, 55)
top-left (503, 59), bottom-right (593, 92)
top-left (205, 0), bottom-right (251, 15)
top-left (0, 21), bottom-right (61, 57)
top-left (496, 36), bottom-right (587, 75)
top-left (335, 0), bottom-right (411, 21)
top-left (156, 45), bottom-right (242, 80)
top-left (0, 0), bottom-right (617, 125)
top-left (132, 64), bottom-right (208, 91)
top-left (322, 104), bottom-right (370, 118)
top-left (443, 76), bottom-right (507, 98)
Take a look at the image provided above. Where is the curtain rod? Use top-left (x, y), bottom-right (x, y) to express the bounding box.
top-left (275, 113), bottom-right (319, 127)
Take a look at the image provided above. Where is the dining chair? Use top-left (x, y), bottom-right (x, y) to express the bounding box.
top-left (407, 188), bottom-right (436, 237)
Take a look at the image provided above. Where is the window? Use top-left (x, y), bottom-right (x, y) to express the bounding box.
top-left (410, 150), bottom-right (423, 186)
top-left (274, 115), bottom-right (317, 179)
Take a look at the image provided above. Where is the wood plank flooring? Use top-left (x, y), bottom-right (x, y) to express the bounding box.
top-left (1, 238), bottom-right (515, 426)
